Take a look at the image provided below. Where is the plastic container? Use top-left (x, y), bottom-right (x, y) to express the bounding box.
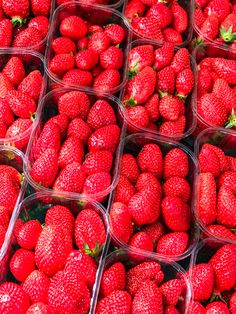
top-left (91, 247), bottom-right (192, 313)
top-left (0, 49), bottom-right (47, 152)
top-left (55, 0), bottom-right (124, 10)
top-left (45, 1), bottom-right (131, 95)
top-left (108, 133), bottom-right (200, 262)
top-left (194, 127), bottom-right (236, 244)
top-left (120, 39), bottom-right (197, 141)
top-left (0, 146), bottom-right (27, 260)
top-left (24, 87), bottom-right (126, 203)
top-left (123, 0), bottom-right (193, 47)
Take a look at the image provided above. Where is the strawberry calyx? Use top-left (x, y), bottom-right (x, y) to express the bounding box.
top-left (123, 97), bottom-right (138, 107)
top-left (83, 242), bottom-right (102, 258)
top-left (176, 93), bottom-right (187, 102)
top-left (11, 17), bottom-right (27, 28)
top-left (225, 108), bottom-right (236, 128)
top-left (128, 62), bottom-right (139, 80)
top-left (220, 26), bottom-right (236, 43)
top-left (209, 291), bottom-right (227, 304)
top-left (158, 90), bottom-right (169, 98)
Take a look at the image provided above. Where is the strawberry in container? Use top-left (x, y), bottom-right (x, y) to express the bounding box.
top-left (188, 239), bottom-right (236, 313)
top-left (109, 133), bottom-right (199, 261)
top-left (25, 87), bottom-right (124, 203)
top-left (0, 51), bottom-right (46, 152)
top-left (124, 0), bottom-right (192, 45)
top-left (0, 0), bottom-right (53, 51)
top-left (0, 192), bottom-right (109, 313)
top-left (121, 40), bottom-right (196, 140)
top-left (56, 0), bottom-right (124, 9)
top-left (46, 2), bottom-right (131, 94)
top-left (194, 128), bottom-right (236, 244)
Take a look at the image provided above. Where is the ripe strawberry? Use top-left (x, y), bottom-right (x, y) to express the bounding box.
top-left (208, 144), bottom-right (229, 172)
top-left (45, 114), bottom-right (68, 141)
top-left (132, 17), bottom-right (164, 41)
top-left (2, 57), bottom-right (25, 87)
top-left (35, 225), bottom-right (73, 276)
top-left (87, 100), bottom-right (116, 130)
top-left (67, 118), bottom-right (92, 143)
top-left (0, 282), bottom-right (30, 314)
top-left (176, 68), bottom-right (194, 98)
top-left (163, 176), bottom-right (191, 203)
top-left (0, 73), bottom-right (14, 98)
top-left (227, 156), bottom-right (236, 171)
top-left (159, 96), bottom-right (182, 121)
top-left (31, 0), bottom-right (51, 17)
top-left (199, 15), bottom-right (219, 40)
top-left (114, 175), bottom-right (136, 205)
top-left (220, 14), bottom-right (236, 43)
top-left (126, 261), bottom-right (164, 296)
top-left (77, 37), bottom-right (89, 51)
top-left (165, 306), bottom-right (180, 314)
top-left (170, 48), bottom-right (190, 74)
top-left (88, 124), bottom-right (120, 153)
top-left (52, 37), bottom-right (76, 55)
top-left (171, 1), bottom-right (188, 33)
top-left (16, 220), bottom-right (42, 250)
top-left (28, 16), bottom-right (49, 38)
top-left (0, 119), bottom-right (6, 138)
top-left (146, 3), bottom-right (172, 29)
top-left (5, 90), bottom-right (36, 118)
top-left (230, 292), bottom-right (236, 314)
top-left (212, 58), bottom-right (236, 85)
top-left (0, 206), bottom-right (10, 228)
top-left (10, 248), bottom-right (36, 282)
top-left (195, 0), bottom-right (210, 7)
top-left (197, 68), bottom-right (213, 99)
top-left (6, 118), bottom-right (33, 149)
top-left (163, 28), bottom-right (183, 44)
top-left (0, 173), bottom-right (19, 213)
top-left (125, 0), bottom-right (145, 21)
top-left (83, 150), bottom-right (112, 176)
top-left (88, 32), bottom-right (110, 54)
top-left (126, 106), bottom-right (150, 132)
top-left (156, 232), bottom-right (189, 256)
top-left (190, 301), bottom-right (206, 314)
top-left (49, 53), bottom-right (75, 75)
top-left (26, 303), bottom-right (52, 313)
top-left (217, 186), bottom-right (236, 228)
top-left (76, 49), bottom-right (99, 70)
top-left (128, 45), bottom-right (154, 77)
top-left (18, 70), bottom-right (43, 102)
top-left (204, 0), bottom-right (230, 23)
top-left (104, 24), bottom-right (124, 45)
top-left (160, 279), bottom-right (184, 306)
top-left (93, 69), bottom-right (121, 91)
top-left (137, 143), bottom-right (163, 179)
top-left (100, 46), bottom-right (123, 70)
top-left (163, 148), bottom-right (189, 179)
top-left (120, 153), bottom-right (140, 183)
top-left (132, 280), bottom-right (163, 313)
top-left (88, 25), bottom-right (103, 37)
top-left (23, 270), bottom-right (50, 304)
top-left (63, 68), bottom-right (93, 86)
top-left (0, 225), bottom-right (6, 248)
top-left (96, 290), bottom-right (132, 314)
top-left (198, 143), bottom-right (221, 177)
top-left (129, 231), bottom-right (153, 253)
top-left (13, 28), bottom-right (43, 49)
top-left (157, 66), bottom-right (176, 94)
top-left (135, 172), bottom-right (162, 193)
top-left (143, 94), bottom-right (159, 122)
top-left (154, 42), bottom-right (175, 71)
top-left (207, 225), bottom-right (236, 241)
top-left (218, 171), bottom-right (236, 192)
top-left (0, 19), bottom-right (13, 47)
top-left (75, 208), bottom-right (106, 255)
top-left (58, 136), bottom-right (84, 168)
top-left (212, 78), bottom-right (236, 114)
top-left (60, 16), bottom-right (88, 40)
top-left (205, 301), bottom-right (230, 313)
top-left (100, 262), bottom-right (126, 297)
top-left (2, 0), bottom-right (29, 20)
top-left (53, 162), bottom-right (86, 193)
top-left (143, 220), bottom-right (165, 246)
top-left (83, 172), bottom-right (111, 201)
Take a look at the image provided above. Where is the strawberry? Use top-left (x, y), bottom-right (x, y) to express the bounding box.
top-left (45, 205), bottom-right (75, 235)
top-left (170, 48), bottom-right (190, 74)
top-left (171, 1), bottom-right (188, 34)
top-left (74, 208), bottom-right (106, 255)
top-left (220, 14), bottom-right (236, 43)
top-left (137, 143), bottom-right (163, 179)
top-left (88, 25), bottom-right (103, 37)
top-left (207, 145), bottom-right (229, 172)
top-left (126, 106), bottom-right (150, 132)
top-left (35, 225), bottom-right (73, 276)
top-left (10, 248), bottom-right (36, 282)
top-left (58, 90), bottom-right (90, 120)
top-left (212, 78), bottom-right (236, 114)
top-left (204, 0), bottom-right (230, 23)
top-left (0, 225), bottom-right (6, 248)
top-left (93, 69), bottom-right (121, 91)
top-left (0, 173), bottom-right (19, 213)
top-left (110, 202), bottom-right (133, 244)
top-left (60, 16), bottom-right (88, 40)
top-left (207, 225), bottom-right (236, 241)
top-left (28, 16), bottom-right (49, 38)
top-left (63, 68), bottom-right (93, 86)
top-left (114, 175), bottom-right (136, 205)
top-left (83, 150), bottom-right (113, 176)
top-left (53, 162), bottom-right (86, 193)
top-left (88, 32), bottom-right (110, 54)
top-left (0, 120), bottom-right (6, 138)
top-left (198, 144), bottom-right (221, 177)
top-left (77, 37), bottom-right (89, 51)
top-left (227, 156), bottom-right (236, 171)
top-left (45, 114), bottom-right (68, 141)
top-left (58, 136), bottom-right (84, 168)
top-left (157, 66), bottom-right (176, 94)
top-left (0, 166), bottom-right (21, 189)
top-left (205, 301), bottom-right (230, 313)
top-left (135, 172), bottom-right (162, 193)
top-left (52, 37), bottom-right (76, 55)
top-left (126, 261), bottom-right (164, 296)
top-left (189, 263), bottom-right (214, 301)
top-left (154, 42), bottom-right (175, 71)
top-left (5, 90), bottom-right (36, 118)
top-left (217, 186), bottom-right (236, 228)
top-left (23, 270), bottom-right (50, 304)
top-left (76, 49), bottom-right (99, 70)
top-left (0, 19), bottom-right (13, 47)
top-left (200, 15), bottom-right (219, 40)
top-left (190, 301), bottom-right (206, 314)
top-left (159, 96), bottom-right (182, 121)
top-left (2, 57), bottom-right (25, 87)
top-left (0, 282), bottom-right (30, 314)
top-left (13, 28), bottom-right (43, 49)
top-left (198, 93), bottom-right (228, 127)
top-left (88, 124), bottom-right (120, 153)
top-left (87, 100), bottom-right (116, 130)
top-left (198, 172), bottom-right (217, 225)
top-left (6, 118), bottom-right (33, 149)
top-left (96, 290), bottom-right (132, 314)
top-left (82, 172), bottom-right (111, 201)
top-left (197, 68), bottom-right (213, 99)
top-left (26, 303), bottom-right (52, 313)
top-left (160, 279), bottom-right (184, 306)
top-left (212, 58), bottom-right (236, 85)
top-left (165, 306), bottom-right (180, 314)
top-left (132, 280), bottom-right (163, 313)
top-left (230, 292), bottom-right (236, 314)
top-left (18, 70), bottom-right (43, 102)
top-left (16, 220), bottom-right (42, 250)
top-left (31, 0), bottom-right (51, 17)
top-left (120, 154), bottom-right (140, 183)
top-left (163, 28), bottom-right (183, 44)
top-left (128, 45), bottom-right (154, 76)
top-left (144, 94), bottom-right (160, 122)
top-left (176, 68), bottom-right (194, 98)
top-left (132, 17), bottom-right (164, 41)
top-left (125, 0), bottom-right (145, 21)
top-left (100, 46), bottom-right (123, 70)
top-left (194, 8), bottom-right (206, 29)
top-left (143, 220), bottom-right (165, 246)
top-left (104, 24), bottom-right (124, 45)
top-left (129, 231), bottom-right (154, 252)
top-left (67, 118), bottom-right (92, 143)
top-left (2, 0), bottom-right (29, 20)
top-left (0, 73), bottom-right (14, 98)
top-left (0, 206), bottom-right (10, 228)
top-left (163, 148), bottom-right (189, 179)
top-left (195, 0), bottom-right (210, 7)
top-left (156, 232), bottom-right (189, 256)
top-left (218, 171), bottom-right (236, 192)
top-left (100, 262), bottom-right (126, 297)
top-left (49, 53), bottom-right (75, 75)
top-left (163, 176), bottom-right (191, 203)
top-left (146, 3), bottom-right (172, 29)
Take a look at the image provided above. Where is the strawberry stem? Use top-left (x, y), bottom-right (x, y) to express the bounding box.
top-left (176, 93), bottom-right (187, 102)
top-left (123, 96), bottom-right (137, 107)
top-left (11, 17), bottom-right (27, 28)
top-left (158, 90), bottom-right (168, 98)
top-left (220, 26), bottom-right (236, 43)
top-left (225, 108), bottom-right (236, 128)
top-left (83, 242), bottom-right (102, 258)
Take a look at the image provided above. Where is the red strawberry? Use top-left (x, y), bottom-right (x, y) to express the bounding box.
top-left (93, 69), bottom-right (121, 91)
top-left (76, 49), bottom-right (99, 70)
top-left (227, 156), bottom-right (236, 171)
top-left (110, 202), bottom-right (133, 244)
top-left (195, 0), bottom-right (210, 7)
top-left (212, 58), bottom-right (236, 85)
top-left (206, 144), bottom-right (229, 173)
top-left (31, 0), bottom-right (51, 17)
top-left (126, 106), bottom-right (150, 132)
top-left (144, 94), bottom-right (160, 122)
top-left (16, 220), bottom-right (42, 250)
top-left (18, 70), bottom-right (43, 102)
top-left (198, 144), bottom-right (221, 177)
top-left (218, 171), bottom-right (236, 192)
top-left (60, 16), bottom-right (88, 40)
top-left (163, 176), bottom-right (191, 203)
top-left (135, 172), bottom-right (162, 193)
top-left (125, 0), bottom-right (145, 21)
top-left (67, 118), bottom-right (92, 144)
top-left (156, 232), bottom-right (189, 256)
top-left (52, 37), bottom-right (76, 55)
top-left (13, 28), bottom-right (43, 49)
top-left (154, 42), bottom-right (175, 71)
top-left (146, 3), bottom-right (172, 29)
top-left (58, 136), bottom-right (84, 168)
top-left (2, 57), bottom-right (25, 86)
top-left (28, 16), bottom-right (49, 38)
top-left (205, 301), bottom-right (230, 313)
top-left (171, 1), bottom-right (188, 33)
top-left (23, 270), bottom-right (50, 304)
top-left (0, 282), bottom-right (30, 314)
top-left (190, 301), bottom-right (206, 314)
top-left (82, 172), bottom-right (111, 201)
top-left (46, 114), bottom-right (69, 141)
top-left (114, 175), bottom-right (136, 205)
top-left (165, 306), bottom-right (180, 314)
top-left (2, 0), bottom-right (29, 20)
top-left (197, 68), bottom-right (213, 99)
top-left (0, 19), bottom-right (13, 47)
top-left (157, 66), bottom-right (176, 94)
top-left (45, 205), bottom-right (75, 235)
top-left (132, 17), bottom-right (164, 41)
top-left (0, 206), bottom-right (10, 228)
top-left (100, 46), bottom-right (123, 70)
top-left (217, 186), bottom-right (236, 228)
top-left (176, 68), bottom-right (194, 98)
top-left (100, 262), bottom-right (126, 297)
top-left (120, 153), bottom-right (140, 183)
top-left (10, 248), bottom-right (36, 282)
top-left (212, 78), bottom-right (236, 114)
top-left (88, 25), bottom-right (103, 37)
top-left (74, 208), bottom-right (106, 255)
top-left (77, 37), bottom-right (88, 51)
top-left (96, 290), bottom-right (132, 314)
top-left (160, 116), bottom-right (185, 136)
top-left (26, 303), bottom-right (52, 313)
top-left (53, 162), bottom-right (86, 194)
top-left (143, 221), bottom-right (165, 246)
top-left (63, 68), bottom-right (93, 87)
top-left (220, 14), bottom-right (236, 43)
top-left (104, 24), bottom-right (124, 45)
top-left (0, 120), bottom-right (6, 138)
top-left (87, 100), bottom-right (116, 130)
top-left (160, 279), bottom-right (184, 306)
top-left (128, 45), bottom-right (154, 76)
top-left (163, 28), bottom-right (183, 44)
top-left (35, 225), bottom-right (73, 276)
top-left (5, 90), bottom-right (36, 118)
top-left (88, 32), bottom-right (110, 54)
top-left (170, 48), bottom-right (190, 74)
top-left (207, 225), bottom-right (236, 241)
top-left (0, 73), bottom-right (14, 98)
top-left (0, 173), bottom-right (19, 213)
top-left (49, 53), bottom-right (75, 75)
top-left (230, 292), bottom-right (236, 314)
top-left (6, 118), bottom-right (33, 149)
top-left (159, 96), bottom-right (182, 121)
top-left (129, 231), bottom-right (153, 253)
top-left (200, 15), bottom-right (219, 40)
top-left (204, 0), bottom-right (230, 23)
top-left (83, 150), bottom-right (112, 176)
top-left (163, 148), bottom-right (189, 179)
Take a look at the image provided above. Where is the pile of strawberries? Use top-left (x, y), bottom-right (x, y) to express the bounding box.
top-left (0, 202), bottom-right (106, 313)
top-left (194, 0), bottom-right (236, 50)
top-left (110, 140), bottom-right (195, 258)
top-left (0, 0), bottom-right (51, 49)
top-left (48, 13), bottom-right (127, 92)
top-left (188, 242), bottom-right (236, 313)
top-left (96, 257), bottom-right (189, 313)
top-left (0, 55), bottom-right (44, 150)
top-left (197, 143), bottom-right (236, 241)
top-left (125, 0), bottom-right (189, 44)
top-left (29, 90), bottom-right (121, 201)
top-left (123, 43), bottom-right (194, 137)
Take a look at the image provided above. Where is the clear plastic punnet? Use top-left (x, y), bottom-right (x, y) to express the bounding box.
top-left (0, 49), bottom-right (47, 152)
top-left (24, 87), bottom-right (126, 203)
top-left (108, 133), bottom-right (200, 262)
top-left (45, 1), bottom-right (131, 95)
top-left (194, 127), bottom-right (236, 244)
top-left (55, 0), bottom-right (124, 9)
